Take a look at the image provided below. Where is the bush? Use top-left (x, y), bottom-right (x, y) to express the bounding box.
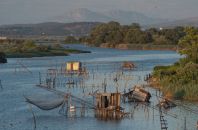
top-left (174, 89), bottom-right (185, 99)
top-left (0, 52), bottom-right (7, 63)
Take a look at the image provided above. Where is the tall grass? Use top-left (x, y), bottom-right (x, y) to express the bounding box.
top-left (154, 62), bottom-right (198, 101)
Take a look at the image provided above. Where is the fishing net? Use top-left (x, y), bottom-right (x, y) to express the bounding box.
top-left (24, 95), bottom-right (64, 110)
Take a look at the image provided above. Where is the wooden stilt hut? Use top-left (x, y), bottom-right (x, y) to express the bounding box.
top-left (65, 61), bottom-right (87, 75)
top-left (95, 92), bottom-right (125, 120)
top-left (122, 61), bottom-right (135, 70)
top-left (124, 85), bottom-right (151, 102)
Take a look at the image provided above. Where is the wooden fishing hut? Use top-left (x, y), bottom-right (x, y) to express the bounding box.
top-left (95, 92), bottom-right (126, 120)
top-left (124, 85), bottom-right (151, 102)
top-left (65, 61), bottom-right (87, 75)
top-left (122, 61), bottom-right (135, 70)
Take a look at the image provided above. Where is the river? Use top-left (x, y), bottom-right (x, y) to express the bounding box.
top-left (0, 44), bottom-right (197, 130)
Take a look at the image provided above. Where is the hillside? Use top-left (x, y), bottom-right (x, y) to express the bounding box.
top-left (0, 22), bottom-right (100, 36)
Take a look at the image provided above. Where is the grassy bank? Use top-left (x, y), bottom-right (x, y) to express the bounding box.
top-left (152, 63), bottom-right (198, 101)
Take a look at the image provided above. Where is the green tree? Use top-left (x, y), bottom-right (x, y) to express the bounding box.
top-left (124, 29), bottom-right (152, 44)
top-left (65, 36), bottom-right (78, 43)
top-left (179, 27), bottom-right (198, 63)
top-left (159, 27), bottom-right (185, 44)
top-left (130, 23), bottom-right (141, 30)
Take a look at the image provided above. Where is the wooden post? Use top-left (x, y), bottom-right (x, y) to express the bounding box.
top-left (0, 80), bottom-right (3, 90)
top-left (92, 70), bottom-right (95, 80)
top-left (184, 117), bottom-right (187, 130)
top-left (52, 78), bottom-right (56, 88)
top-left (39, 72), bottom-right (41, 85)
top-left (103, 78), bottom-right (107, 93)
top-left (80, 103), bottom-right (85, 117)
top-left (153, 102), bottom-right (155, 121)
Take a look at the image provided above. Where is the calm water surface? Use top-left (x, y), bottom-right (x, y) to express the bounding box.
top-left (0, 44), bottom-right (197, 130)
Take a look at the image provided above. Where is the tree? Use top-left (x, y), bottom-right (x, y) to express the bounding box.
top-left (130, 23), bottom-right (141, 30)
top-left (179, 27), bottom-right (198, 64)
top-left (65, 36), bottom-right (78, 43)
top-left (146, 28), bottom-right (159, 35)
top-left (159, 27), bottom-right (185, 44)
top-left (124, 29), bottom-right (152, 44)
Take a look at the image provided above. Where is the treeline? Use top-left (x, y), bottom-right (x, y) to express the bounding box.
top-left (64, 36), bottom-right (79, 44)
top-left (153, 27), bottom-right (198, 101)
top-left (80, 21), bottom-right (186, 47)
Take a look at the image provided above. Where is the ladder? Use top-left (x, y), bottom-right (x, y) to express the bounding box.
top-left (159, 107), bottom-right (168, 130)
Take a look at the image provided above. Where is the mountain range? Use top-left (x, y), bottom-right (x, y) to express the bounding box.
top-left (50, 8), bottom-right (165, 25)
top-left (148, 17), bottom-right (198, 28)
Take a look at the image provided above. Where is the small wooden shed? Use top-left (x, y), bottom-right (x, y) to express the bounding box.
top-left (95, 93), bottom-right (121, 109)
top-left (95, 92), bottom-right (125, 119)
top-left (66, 61), bottom-right (82, 72)
top-left (125, 85), bottom-right (151, 102)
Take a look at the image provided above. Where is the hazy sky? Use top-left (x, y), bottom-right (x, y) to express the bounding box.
top-left (0, 0), bottom-right (198, 25)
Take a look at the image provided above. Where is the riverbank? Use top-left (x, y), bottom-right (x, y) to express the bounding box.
top-left (100, 43), bottom-right (178, 51)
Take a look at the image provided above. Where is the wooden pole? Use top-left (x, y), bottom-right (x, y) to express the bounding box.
top-left (0, 80), bottom-right (3, 90)
top-left (184, 117), bottom-right (187, 130)
top-left (39, 72), bottom-right (41, 85)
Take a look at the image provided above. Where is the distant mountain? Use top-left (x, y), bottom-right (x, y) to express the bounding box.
top-left (50, 8), bottom-right (165, 25)
top-left (105, 10), bottom-right (165, 25)
top-left (0, 22), bottom-right (101, 36)
top-left (50, 8), bottom-right (112, 23)
top-left (148, 17), bottom-right (198, 28)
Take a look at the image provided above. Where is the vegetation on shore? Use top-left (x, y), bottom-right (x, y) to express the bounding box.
top-left (0, 52), bottom-right (7, 63)
top-left (152, 27), bottom-right (198, 101)
top-left (64, 36), bottom-right (79, 44)
top-left (0, 39), bottom-right (90, 58)
top-left (80, 21), bottom-right (185, 50)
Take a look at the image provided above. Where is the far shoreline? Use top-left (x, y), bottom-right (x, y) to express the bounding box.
top-left (100, 43), bottom-right (178, 51)
top-left (5, 50), bottom-right (91, 59)
top-left (84, 43), bottom-right (178, 51)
